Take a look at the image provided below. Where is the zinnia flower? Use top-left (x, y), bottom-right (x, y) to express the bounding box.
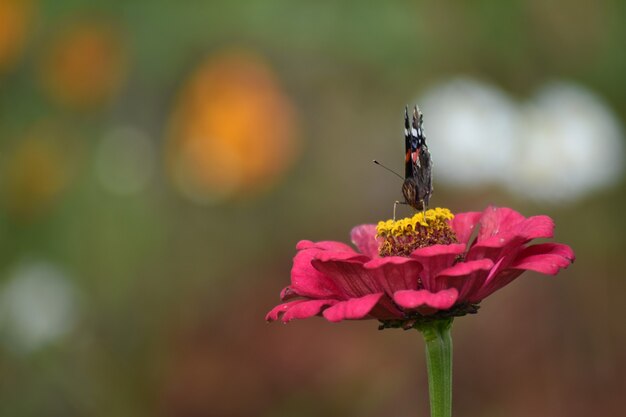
top-left (266, 207), bottom-right (574, 328)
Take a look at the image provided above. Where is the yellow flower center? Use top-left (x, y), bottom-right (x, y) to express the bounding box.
top-left (376, 207), bottom-right (458, 257)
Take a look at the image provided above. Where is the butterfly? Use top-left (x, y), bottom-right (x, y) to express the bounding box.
top-left (373, 105), bottom-right (433, 219)
top-left (401, 105), bottom-right (433, 213)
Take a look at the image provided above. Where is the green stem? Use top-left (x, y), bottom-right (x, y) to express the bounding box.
top-left (417, 318), bottom-right (453, 417)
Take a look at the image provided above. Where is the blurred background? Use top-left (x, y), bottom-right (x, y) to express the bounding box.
top-left (0, 1), bottom-right (624, 416)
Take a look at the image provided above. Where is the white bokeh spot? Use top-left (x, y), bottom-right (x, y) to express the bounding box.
top-left (95, 126), bottom-right (156, 195)
top-left (420, 78), bottom-right (519, 187)
top-left (416, 78), bottom-right (624, 203)
top-left (504, 82), bottom-right (624, 201)
top-left (0, 260), bottom-right (78, 352)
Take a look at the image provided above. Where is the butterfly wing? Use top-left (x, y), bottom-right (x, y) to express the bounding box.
top-left (417, 144), bottom-right (432, 207)
top-left (404, 106), bottom-right (414, 179)
top-left (402, 106), bottom-right (432, 211)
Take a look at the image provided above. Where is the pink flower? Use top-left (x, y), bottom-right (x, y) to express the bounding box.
top-left (266, 207), bottom-right (574, 327)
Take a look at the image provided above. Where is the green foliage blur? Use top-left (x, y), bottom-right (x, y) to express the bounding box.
top-left (0, 1), bottom-right (625, 416)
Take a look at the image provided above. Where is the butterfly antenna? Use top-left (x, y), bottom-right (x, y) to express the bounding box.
top-left (372, 160), bottom-right (404, 180)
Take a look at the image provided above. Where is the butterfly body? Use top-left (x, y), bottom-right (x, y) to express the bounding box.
top-left (402, 106), bottom-right (432, 211)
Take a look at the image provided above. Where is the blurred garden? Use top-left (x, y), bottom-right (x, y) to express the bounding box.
top-left (0, 1), bottom-right (625, 416)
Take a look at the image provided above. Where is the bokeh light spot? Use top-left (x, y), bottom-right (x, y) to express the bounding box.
top-left (0, 259), bottom-right (77, 353)
top-left (167, 49), bottom-right (299, 204)
top-left (505, 82), bottom-right (625, 202)
top-left (418, 77), bottom-right (624, 204)
top-left (420, 78), bottom-right (519, 187)
top-left (40, 19), bottom-right (127, 108)
top-left (1, 125), bottom-right (75, 221)
top-left (0, 0), bottom-right (33, 75)
top-left (95, 126), bottom-right (156, 195)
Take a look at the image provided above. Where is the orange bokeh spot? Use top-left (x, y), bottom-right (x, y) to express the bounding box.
top-left (40, 20), bottom-right (127, 108)
top-left (0, 0), bottom-right (33, 73)
top-left (1, 123), bottom-right (75, 221)
top-left (167, 49), bottom-right (299, 202)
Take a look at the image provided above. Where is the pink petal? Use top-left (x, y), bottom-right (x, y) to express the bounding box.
top-left (280, 286), bottom-right (298, 301)
top-left (438, 258), bottom-right (495, 278)
top-left (290, 247), bottom-right (343, 299)
top-left (468, 214), bottom-right (555, 262)
top-left (436, 259), bottom-right (494, 301)
top-left (313, 249), bottom-right (371, 264)
top-left (511, 243), bottom-right (575, 275)
top-left (477, 207), bottom-right (554, 246)
top-left (296, 240), bottom-right (356, 253)
top-left (363, 256), bottom-right (423, 295)
top-left (350, 224), bottom-right (380, 258)
top-left (477, 206), bottom-right (526, 241)
top-left (266, 300), bottom-right (307, 322)
top-left (409, 244), bottom-right (466, 290)
top-left (517, 215), bottom-right (555, 240)
top-left (288, 239), bottom-right (368, 300)
top-left (393, 288), bottom-right (459, 313)
top-left (312, 257), bottom-right (408, 316)
top-left (282, 299), bottom-right (338, 323)
top-left (312, 255), bottom-right (422, 299)
top-left (322, 293), bottom-right (385, 322)
top-left (311, 257), bottom-right (382, 298)
top-left (449, 211), bottom-right (482, 244)
top-left (471, 267), bottom-right (523, 302)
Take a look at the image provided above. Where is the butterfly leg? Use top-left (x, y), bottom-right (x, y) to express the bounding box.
top-left (393, 201), bottom-right (408, 221)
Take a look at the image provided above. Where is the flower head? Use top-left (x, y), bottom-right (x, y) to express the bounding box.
top-left (266, 206), bottom-right (574, 328)
top-left (376, 208), bottom-right (457, 256)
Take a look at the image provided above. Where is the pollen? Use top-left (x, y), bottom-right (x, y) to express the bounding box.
top-left (376, 208), bottom-right (458, 257)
